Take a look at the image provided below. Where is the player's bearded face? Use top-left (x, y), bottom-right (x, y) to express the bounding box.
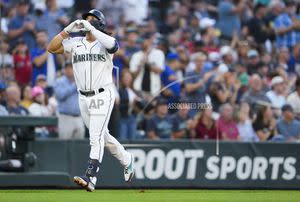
top-left (90, 20), bottom-right (104, 31)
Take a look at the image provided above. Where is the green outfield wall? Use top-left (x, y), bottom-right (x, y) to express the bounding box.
top-left (0, 139), bottom-right (299, 189)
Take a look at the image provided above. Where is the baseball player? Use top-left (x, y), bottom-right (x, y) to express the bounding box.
top-left (48, 9), bottom-right (134, 192)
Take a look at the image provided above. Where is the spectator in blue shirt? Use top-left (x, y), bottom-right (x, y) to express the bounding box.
top-left (113, 28), bottom-right (140, 78)
top-left (160, 53), bottom-right (181, 108)
top-left (31, 30), bottom-right (58, 86)
top-left (184, 52), bottom-right (209, 116)
top-left (147, 98), bottom-right (173, 139)
top-left (277, 104), bottom-right (300, 142)
top-left (36, 0), bottom-right (70, 40)
top-left (7, 0), bottom-right (36, 51)
top-left (54, 61), bottom-right (84, 139)
top-left (274, 0), bottom-right (300, 48)
top-left (217, 0), bottom-right (245, 40)
top-left (171, 98), bottom-right (196, 139)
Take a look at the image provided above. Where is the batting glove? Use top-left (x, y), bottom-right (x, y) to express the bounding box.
top-left (64, 20), bottom-right (84, 33)
top-left (80, 20), bottom-right (96, 32)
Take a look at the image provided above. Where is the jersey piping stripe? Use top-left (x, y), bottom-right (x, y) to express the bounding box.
top-left (81, 38), bottom-right (87, 90)
top-left (98, 88), bottom-right (112, 162)
top-left (89, 42), bottom-right (98, 90)
top-left (85, 70), bottom-right (87, 90)
top-left (80, 38), bottom-right (87, 50)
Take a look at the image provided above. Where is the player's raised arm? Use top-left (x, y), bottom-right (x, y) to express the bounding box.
top-left (80, 19), bottom-right (118, 54)
top-left (47, 31), bottom-right (68, 54)
top-left (47, 20), bottom-right (82, 54)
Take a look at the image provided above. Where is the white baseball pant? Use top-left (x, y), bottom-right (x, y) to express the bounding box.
top-left (78, 83), bottom-right (131, 166)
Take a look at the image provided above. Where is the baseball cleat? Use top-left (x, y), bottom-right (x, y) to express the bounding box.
top-left (73, 176), bottom-right (96, 192)
top-left (124, 153), bottom-right (134, 182)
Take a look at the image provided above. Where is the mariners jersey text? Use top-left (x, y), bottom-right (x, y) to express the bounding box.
top-left (73, 53), bottom-right (106, 63)
top-left (62, 37), bottom-right (114, 90)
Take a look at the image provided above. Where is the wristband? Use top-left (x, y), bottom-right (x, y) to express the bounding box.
top-left (59, 31), bottom-right (68, 39)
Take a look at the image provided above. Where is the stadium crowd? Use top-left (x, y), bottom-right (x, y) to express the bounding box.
top-left (0, 0), bottom-right (300, 142)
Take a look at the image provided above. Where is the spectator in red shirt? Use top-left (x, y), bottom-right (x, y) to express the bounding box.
top-left (217, 103), bottom-right (239, 140)
top-left (195, 108), bottom-right (218, 140)
top-left (13, 40), bottom-right (32, 86)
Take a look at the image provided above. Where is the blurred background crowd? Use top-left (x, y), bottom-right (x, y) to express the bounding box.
top-left (0, 0), bottom-right (300, 142)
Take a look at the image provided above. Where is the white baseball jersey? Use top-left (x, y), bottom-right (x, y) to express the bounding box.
top-left (62, 37), bottom-right (113, 90)
top-left (62, 36), bottom-right (131, 167)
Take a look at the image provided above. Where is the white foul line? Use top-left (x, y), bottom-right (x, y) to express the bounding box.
top-left (123, 144), bottom-right (160, 147)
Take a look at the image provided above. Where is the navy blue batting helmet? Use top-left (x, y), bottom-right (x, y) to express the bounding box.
top-left (82, 9), bottom-right (106, 31)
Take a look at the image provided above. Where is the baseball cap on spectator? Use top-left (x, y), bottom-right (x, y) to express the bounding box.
top-left (126, 27), bottom-right (138, 34)
top-left (247, 49), bottom-right (259, 58)
top-left (157, 36), bottom-right (168, 48)
top-left (167, 9), bottom-right (177, 16)
top-left (269, 0), bottom-right (285, 8)
top-left (209, 52), bottom-right (220, 61)
top-left (209, 52), bottom-right (221, 62)
top-left (36, 74), bottom-right (46, 82)
top-left (31, 86), bottom-right (44, 98)
top-left (200, 18), bottom-right (216, 29)
top-left (166, 53), bottom-right (179, 61)
top-left (220, 46), bottom-right (233, 57)
top-left (34, 2), bottom-right (46, 12)
top-left (271, 76), bottom-right (284, 86)
top-left (209, 52), bottom-right (221, 68)
top-left (281, 104), bottom-right (294, 112)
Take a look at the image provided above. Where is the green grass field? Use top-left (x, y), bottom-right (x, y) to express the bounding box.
top-left (0, 190), bottom-right (300, 202)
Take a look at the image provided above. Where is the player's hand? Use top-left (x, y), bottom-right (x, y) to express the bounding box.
top-left (80, 20), bottom-right (95, 32)
top-left (64, 20), bottom-right (83, 34)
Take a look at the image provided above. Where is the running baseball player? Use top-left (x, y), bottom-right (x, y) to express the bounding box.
top-left (47, 9), bottom-right (134, 192)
